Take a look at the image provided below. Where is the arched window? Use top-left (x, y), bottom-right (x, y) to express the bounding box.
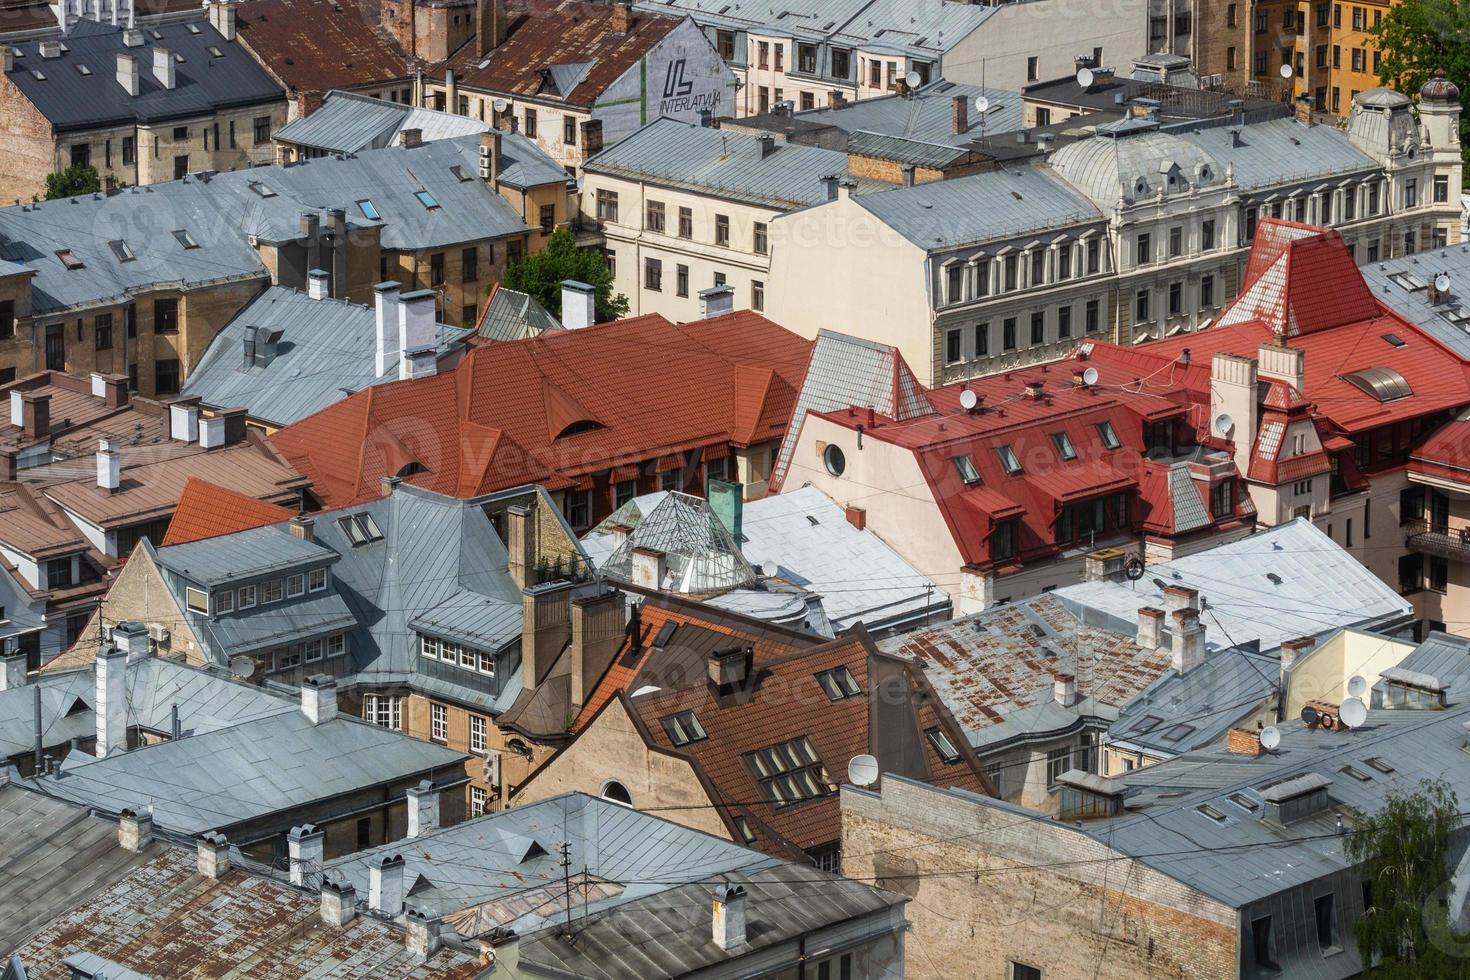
top-left (599, 779), bottom-right (633, 807)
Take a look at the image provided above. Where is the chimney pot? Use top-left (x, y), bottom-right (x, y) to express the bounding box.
top-left (713, 882), bottom-right (748, 949)
top-left (374, 280), bottom-right (401, 378)
top-left (287, 823), bottom-right (324, 886)
top-left (196, 831), bottom-right (231, 879)
top-left (951, 93), bottom-right (968, 135)
top-left (307, 268), bottom-right (330, 301)
top-left (301, 675), bottom-right (338, 725)
top-left (368, 854), bottom-right (406, 915)
top-left (1136, 607), bottom-right (1164, 649)
top-left (95, 643), bottom-right (128, 757)
top-left (406, 779), bottom-right (440, 838)
top-left (561, 279), bottom-right (597, 329)
top-left (96, 437), bottom-right (121, 492)
top-left (320, 879), bottom-right (357, 926)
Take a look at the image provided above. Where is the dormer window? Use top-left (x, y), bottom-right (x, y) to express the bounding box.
top-left (185, 586), bottom-right (209, 614)
top-left (953, 454), bottom-right (980, 484)
top-left (660, 709), bottom-right (707, 746)
top-left (815, 666), bottom-right (861, 701)
top-left (338, 512), bottom-right (384, 546)
top-left (1096, 421), bottom-right (1120, 449)
top-left (215, 589), bottom-right (234, 614)
top-left (996, 444), bottom-right (1022, 475)
top-left (309, 568), bottom-right (328, 592)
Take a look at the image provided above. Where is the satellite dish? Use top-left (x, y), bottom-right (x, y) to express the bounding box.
top-left (1435, 272), bottom-right (1452, 293)
top-left (1346, 675), bottom-right (1368, 698)
top-left (959, 388), bottom-right (978, 410)
top-left (1082, 366), bottom-right (1099, 386)
top-left (847, 754), bottom-right (879, 787)
top-left (1340, 697), bottom-right (1368, 729)
top-left (1279, 63), bottom-right (1293, 79)
top-left (228, 655), bottom-right (255, 678)
top-left (1076, 67), bottom-right (1094, 89)
top-left (760, 559), bottom-right (779, 578)
top-left (974, 95), bottom-right (990, 114)
top-left (1301, 704), bottom-right (1321, 727)
top-left (1213, 413), bottom-right (1235, 437)
top-left (1260, 726), bottom-right (1281, 751)
top-left (903, 70), bottom-right (922, 90)
top-left (492, 98), bottom-right (508, 112)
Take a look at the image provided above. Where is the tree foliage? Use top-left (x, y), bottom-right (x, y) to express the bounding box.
top-left (1369, 0), bottom-right (1470, 182)
top-left (502, 228), bottom-right (629, 324)
top-left (1346, 778), bottom-right (1470, 977)
top-left (45, 164), bottom-right (101, 200)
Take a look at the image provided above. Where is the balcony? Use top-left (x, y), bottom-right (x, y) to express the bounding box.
top-left (1404, 520), bottom-right (1470, 561)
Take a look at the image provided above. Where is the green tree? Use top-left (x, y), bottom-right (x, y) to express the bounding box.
top-left (45, 163), bottom-right (101, 200)
top-left (1346, 778), bottom-right (1470, 977)
top-left (1369, 0), bottom-right (1470, 181)
top-left (502, 228), bottom-right (629, 324)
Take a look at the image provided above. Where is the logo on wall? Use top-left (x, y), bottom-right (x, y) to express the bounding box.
top-left (657, 56), bottom-right (721, 117)
top-left (663, 59), bottom-right (694, 98)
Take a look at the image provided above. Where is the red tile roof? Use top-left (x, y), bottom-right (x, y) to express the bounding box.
top-left (271, 311), bottom-right (813, 507)
top-left (1225, 220), bottom-right (1382, 338)
top-left (1409, 415), bottom-right (1470, 485)
top-left (160, 478), bottom-right (297, 547)
top-left (235, 0), bottom-right (416, 96)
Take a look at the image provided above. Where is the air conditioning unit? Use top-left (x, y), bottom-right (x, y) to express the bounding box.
top-left (478, 144), bottom-right (491, 158)
top-left (478, 161), bottom-right (491, 179)
top-left (484, 750), bottom-right (503, 791)
top-left (147, 623), bottom-right (170, 644)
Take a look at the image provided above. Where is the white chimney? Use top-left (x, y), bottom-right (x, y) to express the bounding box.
top-left (199, 415), bottom-right (225, 449)
top-left (8, 390), bottom-right (21, 427)
top-left (152, 45), bottom-right (175, 90)
top-left (1279, 635), bottom-right (1314, 691)
top-left (301, 675), bottom-right (338, 725)
top-left (1171, 608), bottom-right (1206, 674)
top-left (0, 652), bottom-right (28, 690)
top-left (698, 285), bottom-right (735, 319)
top-left (170, 401), bottom-right (200, 442)
top-left (95, 643), bottom-right (128, 757)
top-left (197, 831), bottom-right (231, 879)
top-left (406, 779), bottom-right (439, 838)
top-left (207, 0), bottom-right (237, 40)
top-left (630, 547), bottom-right (668, 590)
top-left (1137, 607), bottom-right (1164, 649)
top-left (369, 854), bottom-right (406, 915)
top-left (374, 281), bottom-right (401, 378)
top-left (561, 279), bottom-right (596, 330)
top-left (96, 438), bottom-right (121, 491)
top-left (1053, 673), bottom-right (1077, 707)
top-left (1162, 585), bottom-right (1198, 612)
top-left (112, 620), bottom-right (151, 662)
top-left (1257, 341), bottom-right (1305, 395)
top-left (1210, 352), bottom-right (1258, 478)
top-left (397, 289), bottom-right (437, 381)
top-left (712, 882), bottom-right (748, 949)
top-left (287, 823), bottom-right (324, 886)
top-left (307, 268), bottom-right (330, 301)
top-left (117, 808), bottom-right (153, 852)
top-left (320, 880), bottom-right (357, 926)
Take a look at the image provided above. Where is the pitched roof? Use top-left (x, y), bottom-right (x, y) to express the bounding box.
top-left (597, 491), bottom-right (757, 593)
top-left (271, 311), bottom-right (812, 506)
top-left (159, 478), bottom-right (296, 546)
top-left (235, 0), bottom-right (416, 95)
top-left (477, 282), bottom-right (563, 342)
top-left (1216, 219), bottom-right (1382, 338)
top-left (1360, 242), bottom-right (1470, 360)
top-left (449, 0), bottom-right (682, 106)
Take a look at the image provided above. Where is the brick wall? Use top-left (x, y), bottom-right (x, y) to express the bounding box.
top-left (0, 81), bottom-right (60, 201)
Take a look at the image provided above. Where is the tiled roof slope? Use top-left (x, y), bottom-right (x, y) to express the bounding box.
top-left (159, 478), bottom-right (296, 546)
top-left (1217, 219), bottom-right (1381, 337)
top-left (271, 311), bottom-right (812, 506)
top-left (235, 0), bottom-right (417, 95)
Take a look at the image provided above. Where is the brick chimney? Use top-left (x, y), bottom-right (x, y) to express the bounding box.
top-left (1053, 673), bottom-right (1077, 707)
top-left (1211, 351), bottom-right (1258, 477)
top-left (399, 128), bottom-right (423, 148)
top-left (1170, 607), bottom-right (1206, 674)
top-left (479, 130), bottom-right (502, 184)
top-left (844, 505), bottom-right (866, 530)
top-left (288, 516), bottom-right (315, 542)
top-left (505, 504), bottom-right (535, 589)
top-left (1257, 341), bottom-right (1305, 396)
top-left (477, 0), bottom-right (507, 54)
top-left (1136, 607), bottom-right (1164, 649)
top-left (320, 880), bottom-right (357, 926)
top-left (207, 0), bottom-right (237, 40)
top-left (197, 831), bottom-right (231, 879)
top-left (118, 808), bottom-right (153, 852)
top-left (1226, 727), bottom-right (1264, 756)
top-left (288, 823), bottom-right (324, 886)
top-left (1294, 94), bottom-right (1314, 126)
top-left (91, 371), bottom-right (129, 408)
top-left (20, 391), bottom-right (49, 440)
top-left (611, 0), bottom-right (632, 33)
top-left (521, 581), bottom-right (572, 691)
top-left (1162, 584), bottom-right (1199, 612)
top-left (406, 908), bottom-right (443, 958)
top-left (113, 621), bottom-right (151, 662)
top-left (406, 779), bottom-right (439, 838)
top-left (571, 589), bottom-right (625, 709)
top-left (951, 94), bottom-right (968, 135)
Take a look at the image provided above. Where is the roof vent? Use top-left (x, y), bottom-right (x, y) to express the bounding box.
top-left (1259, 772), bottom-right (1332, 825)
top-left (1379, 666), bottom-right (1448, 709)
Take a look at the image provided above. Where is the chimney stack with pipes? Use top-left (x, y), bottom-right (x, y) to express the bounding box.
top-left (301, 675), bottom-right (338, 725)
top-left (374, 280), bottom-right (401, 377)
top-left (698, 285), bottom-right (735, 319)
top-left (369, 854), bottom-right (406, 915)
top-left (398, 289), bottom-right (438, 380)
top-left (321, 879), bottom-right (357, 926)
top-left (95, 643), bottom-right (127, 757)
top-left (713, 882), bottom-right (748, 949)
top-left (1136, 607), bottom-right (1164, 649)
top-left (96, 438), bottom-right (121, 492)
top-left (288, 823), bottom-right (324, 886)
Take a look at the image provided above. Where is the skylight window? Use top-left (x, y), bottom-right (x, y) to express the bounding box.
top-left (108, 239), bottom-right (135, 263)
top-left (173, 52), bottom-right (186, 63)
top-left (659, 709), bottom-right (707, 746)
top-left (1382, 333), bottom-right (1407, 348)
top-left (1096, 421), bottom-right (1120, 450)
top-left (1228, 792), bottom-right (1259, 813)
top-left (248, 180), bottom-right (277, 198)
top-left (1131, 714), bottom-right (1164, 735)
top-left (1364, 757), bottom-right (1396, 774)
top-left (1051, 431), bottom-right (1077, 461)
top-left (55, 249), bottom-right (83, 270)
top-left (356, 199), bottom-right (381, 221)
top-left (415, 190), bottom-right (440, 210)
top-left (1196, 803), bottom-right (1228, 824)
top-left (996, 444), bottom-right (1022, 475)
top-left (815, 666), bottom-right (861, 702)
top-left (652, 620), bottom-right (678, 648)
top-left (953, 454), bottom-right (980, 484)
top-left (1342, 367), bottom-right (1413, 402)
top-left (926, 727), bottom-right (961, 763)
top-left (1161, 723), bottom-right (1197, 743)
top-left (30, 70), bottom-right (45, 81)
top-left (207, 46), bottom-right (224, 58)
top-left (1339, 765), bottom-right (1373, 783)
top-left (75, 63), bottom-right (91, 76)
top-left (449, 164), bottom-right (472, 182)
top-left (337, 512), bottom-right (384, 546)
top-left (745, 737), bottom-right (832, 807)
top-left (172, 229), bottom-right (199, 249)
top-left (186, 22), bottom-right (200, 32)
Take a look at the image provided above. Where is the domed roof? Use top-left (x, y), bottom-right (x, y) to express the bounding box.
top-left (1421, 68), bottom-right (1461, 104)
top-left (1048, 130), bottom-right (1225, 207)
top-left (1355, 87), bottom-right (1412, 109)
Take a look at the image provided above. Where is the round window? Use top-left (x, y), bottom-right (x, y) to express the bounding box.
top-left (823, 444), bottom-right (847, 477)
top-left (600, 780), bottom-right (633, 807)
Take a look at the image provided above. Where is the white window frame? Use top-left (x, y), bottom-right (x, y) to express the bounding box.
top-left (237, 584), bottom-right (257, 609)
top-left (186, 587), bottom-right (209, 614)
top-left (431, 702), bottom-right (448, 742)
top-left (421, 634), bottom-right (441, 660)
top-left (470, 714), bottom-right (487, 754)
top-left (286, 574), bottom-right (304, 598)
top-left (261, 579), bottom-right (283, 605)
top-left (215, 589), bottom-right (234, 614)
top-left (304, 638), bottom-right (323, 662)
top-left (470, 785), bottom-right (488, 817)
top-left (327, 634), bottom-right (345, 658)
top-left (308, 568), bottom-right (327, 592)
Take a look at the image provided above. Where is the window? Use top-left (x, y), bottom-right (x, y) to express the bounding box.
top-left (1135, 289), bottom-right (1150, 322)
top-left (338, 512), bottom-right (384, 546)
top-left (945, 329), bottom-right (962, 365)
top-left (1003, 254), bottom-right (1018, 291)
top-left (430, 702), bottom-right (448, 742)
top-left (646, 200), bottom-right (665, 233)
top-left (831, 48), bottom-right (850, 78)
top-left (1011, 964), bottom-right (1041, 980)
top-left (1051, 431), bottom-right (1077, 461)
top-left (215, 589), bottom-right (234, 614)
top-left (1057, 247), bottom-right (1071, 281)
top-left (716, 29), bottom-right (734, 60)
top-left (252, 115), bottom-right (271, 145)
top-left (757, 40), bottom-right (769, 68)
top-left (1096, 421), bottom-right (1120, 449)
top-left (1405, 178), bottom-right (1418, 208)
top-left (327, 634), bottom-right (345, 660)
top-left (1136, 232), bottom-right (1151, 264)
top-left (1027, 56), bottom-right (1039, 81)
top-left (286, 573), bottom-right (305, 598)
top-left (797, 42), bottom-right (816, 74)
top-left (925, 727), bottom-right (961, 763)
top-left (302, 638), bottom-right (323, 663)
top-left (745, 737), bottom-right (832, 807)
top-left (1255, 51), bottom-right (1268, 75)
top-left (752, 280), bottom-right (764, 312)
top-left (565, 489), bottom-right (592, 529)
top-left (815, 666), bottom-right (861, 701)
top-left (523, 109), bottom-right (537, 138)
top-left (122, 135), bottom-right (135, 165)
top-left (261, 579), bottom-right (283, 604)
top-left (309, 568), bottom-right (327, 592)
top-left (1000, 317), bottom-right (1016, 351)
top-left (1085, 238), bottom-right (1099, 274)
top-left (563, 115), bottom-right (576, 145)
top-left (1168, 225), bottom-right (1182, 257)
top-left (774, 44), bottom-right (783, 71)
top-left (615, 479), bottom-right (637, 508)
top-left (1352, 48), bottom-right (1364, 71)
top-left (1201, 274), bottom-right (1215, 308)
top-left (596, 188), bottom-right (619, 222)
top-left (108, 239), bottom-right (135, 263)
top-left (644, 257), bottom-right (662, 291)
top-left (996, 444), bottom-right (1022, 475)
top-left (953, 454), bottom-right (980, 484)
top-left (753, 221), bottom-right (768, 255)
top-left (1046, 747), bottom-right (1071, 787)
top-left (715, 214), bottom-right (730, 247)
top-left (154, 358), bottom-right (181, 395)
top-left (429, 252), bottom-right (445, 286)
top-left (1085, 299), bottom-right (1100, 333)
top-left (1430, 556), bottom-right (1449, 593)
top-left (660, 709), bottom-right (707, 745)
top-left (1030, 312), bottom-right (1044, 345)
top-left (237, 584), bottom-right (257, 609)
top-left (678, 206), bottom-right (692, 239)
top-left (365, 694), bottom-right (401, 730)
top-left (1252, 916), bottom-right (1278, 971)
top-left (470, 786), bottom-right (488, 817)
top-left (94, 313), bottom-right (113, 351)
top-left (676, 264), bottom-right (689, 297)
top-left (186, 586), bottom-right (209, 614)
top-left (154, 298), bottom-right (179, 334)
top-left (470, 714), bottom-right (487, 754)
top-left (0, 301), bottom-right (11, 340)
top-left (974, 322), bottom-right (989, 356)
top-left (538, 204), bottom-right (555, 234)
top-left (1168, 281), bottom-right (1183, 316)
top-left (1435, 175), bottom-right (1450, 204)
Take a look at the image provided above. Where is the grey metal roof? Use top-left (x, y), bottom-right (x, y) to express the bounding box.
top-left (32, 707), bottom-right (468, 835)
top-left (1047, 127), bottom-right (1226, 207)
top-left (324, 792), bottom-right (778, 929)
top-left (1361, 244), bottom-right (1470, 360)
top-left (853, 164), bottom-right (1103, 250)
top-left (1108, 646), bottom-right (1280, 756)
top-left (494, 131), bottom-right (575, 190)
top-left (1369, 631), bottom-right (1470, 699)
top-left (408, 588), bottom-right (523, 652)
top-left (477, 284), bottom-right (562, 342)
top-left (1174, 116), bottom-right (1378, 191)
top-left (637, 0), bottom-right (996, 57)
top-left (181, 286), bottom-right (471, 428)
top-left (193, 592), bottom-right (360, 657)
top-left (157, 520), bottom-right (337, 588)
top-left (585, 117), bottom-right (877, 210)
top-left (1166, 462), bottom-right (1212, 534)
top-left (2, 18), bottom-right (282, 131)
top-left (801, 81), bottom-right (1023, 147)
top-left (274, 90), bottom-right (420, 153)
top-left (0, 570), bottom-right (45, 647)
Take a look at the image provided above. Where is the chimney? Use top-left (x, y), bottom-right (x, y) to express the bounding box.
top-left (713, 882), bottom-right (748, 949)
top-left (0, 652), bottom-right (26, 691)
top-left (301, 675), bottom-right (338, 725)
top-left (479, 130), bottom-right (502, 184)
top-left (374, 281), bottom-right (401, 377)
top-left (1210, 352), bottom-right (1258, 476)
top-left (630, 546), bottom-right (668, 590)
top-left (217, 407), bottom-right (247, 446)
top-left (397, 289), bottom-right (438, 381)
top-left (698, 285), bottom-right (735, 319)
top-left (287, 823), bottom-right (324, 886)
top-left (199, 415), bottom-right (225, 449)
top-left (399, 128), bottom-right (422, 148)
top-left (96, 438), bottom-right (121, 492)
top-left (505, 503), bottom-right (534, 590)
top-left (1053, 673), bottom-right (1077, 707)
top-left (406, 909), bottom-right (443, 958)
top-left (113, 621), bottom-right (151, 662)
top-left (1257, 341), bottom-right (1305, 396)
top-left (0, 451), bottom-right (14, 482)
top-left (1294, 94), bottom-right (1314, 126)
top-left (320, 879), bottom-right (357, 926)
top-left (1226, 727), bottom-right (1264, 756)
top-left (757, 134), bottom-right (777, 158)
top-left (406, 779), bottom-right (439, 838)
top-left (1023, 381), bottom-right (1045, 400)
top-left (571, 590), bottom-right (625, 709)
top-left (288, 516), bottom-right (315, 542)
top-left (951, 93), bottom-right (968, 135)
top-left (116, 51), bottom-right (139, 95)
top-left (95, 643), bottom-right (128, 757)
top-left (445, 68), bottom-right (458, 118)
top-left (196, 831), bottom-right (230, 879)
top-left (169, 399), bottom-right (200, 442)
top-left (381, 475), bottom-right (400, 497)
top-left (821, 174), bottom-right (839, 201)
top-left (207, 0), bottom-right (237, 40)
top-left (1279, 635), bottom-right (1314, 704)
top-left (117, 808), bottom-right (153, 852)
top-left (845, 505), bottom-right (866, 530)
top-left (698, 108), bottom-right (713, 128)
top-left (1136, 607), bottom-right (1164, 649)
top-left (307, 268), bottom-right (330, 301)
top-left (122, 28), bottom-right (145, 48)
top-left (38, 39), bottom-right (60, 58)
top-left (368, 854), bottom-right (406, 915)
top-left (20, 391), bottom-right (49, 440)
top-left (708, 645), bottom-right (751, 689)
top-left (561, 279), bottom-right (597, 330)
top-left (611, 0), bottom-right (632, 33)
top-left (1170, 607), bottom-right (1206, 674)
top-left (521, 581), bottom-right (573, 690)
top-left (254, 328), bottom-right (283, 368)
top-left (2, 47), bottom-right (11, 72)
top-left (1161, 585), bottom-right (1198, 612)
top-left (242, 324), bottom-right (258, 369)
top-left (477, 0), bottom-right (507, 54)
top-left (152, 45), bottom-right (175, 90)
top-left (901, 163), bottom-right (915, 188)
